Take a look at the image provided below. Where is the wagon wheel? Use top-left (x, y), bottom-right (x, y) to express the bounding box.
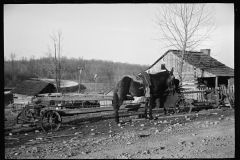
top-left (15, 112), bottom-right (25, 126)
top-left (41, 110), bottom-right (62, 132)
top-left (20, 106), bottom-right (37, 123)
top-left (175, 99), bottom-right (190, 114)
top-left (22, 104), bottom-right (46, 122)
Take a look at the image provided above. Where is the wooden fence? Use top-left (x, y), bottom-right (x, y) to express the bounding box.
top-left (183, 85), bottom-right (234, 102)
top-left (219, 85), bottom-right (234, 94)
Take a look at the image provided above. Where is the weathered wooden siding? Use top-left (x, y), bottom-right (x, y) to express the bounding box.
top-left (158, 51), bottom-right (217, 82)
top-left (12, 94), bottom-right (33, 111)
top-left (163, 52), bottom-right (195, 81)
top-left (13, 94), bottom-right (33, 104)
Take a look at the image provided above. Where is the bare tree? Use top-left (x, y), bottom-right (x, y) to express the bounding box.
top-left (10, 52), bottom-right (16, 78)
top-left (154, 4), bottom-right (216, 83)
top-left (39, 29), bottom-right (68, 93)
top-left (10, 52), bottom-right (16, 68)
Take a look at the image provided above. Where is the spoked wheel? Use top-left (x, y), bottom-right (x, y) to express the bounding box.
top-left (15, 112), bottom-right (25, 126)
top-left (21, 105), bottom-right (38, 123)
top-left (41, 110), bottom-right (62, 132)
top-left (175, 99), bottom-right (190, 113)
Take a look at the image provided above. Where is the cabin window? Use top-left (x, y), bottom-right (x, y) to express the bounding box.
top-left (161, 64), bottom-right (166, 70)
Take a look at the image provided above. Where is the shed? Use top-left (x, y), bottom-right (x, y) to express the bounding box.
top-left (30, 78), bottom-right (80, 92)
top-left (145, 49), bottom-right (234, 88)
top-left (11, 80), bottom-right (56, 109)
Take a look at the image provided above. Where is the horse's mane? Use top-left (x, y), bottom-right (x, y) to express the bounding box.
top-left (123, 71), bottom-right (170, 80)
top-left (125, 75), bottom-right (142, 82)
top-left (149, 70), bottom-right (170, 76)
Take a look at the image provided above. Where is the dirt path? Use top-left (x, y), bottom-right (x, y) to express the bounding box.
top-left (5, 107), bottom-right (235, 159)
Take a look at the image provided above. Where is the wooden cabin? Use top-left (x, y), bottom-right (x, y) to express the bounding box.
top-left (11, 80), bottom-right (56, 110)
top-left (145, 49), bottom-right (234, 88)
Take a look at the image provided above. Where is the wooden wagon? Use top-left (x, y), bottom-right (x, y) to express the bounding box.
top-left (164, 84), bottom-right (234, 114)
top-left (14, 93), bottom-right (139, 132)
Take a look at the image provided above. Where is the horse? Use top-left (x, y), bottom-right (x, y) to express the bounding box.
top-left (112, 68), bottom-right (176, 124)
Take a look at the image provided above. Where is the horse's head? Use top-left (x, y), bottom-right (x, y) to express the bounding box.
top-left (166, 67), bottom-right (176, 93)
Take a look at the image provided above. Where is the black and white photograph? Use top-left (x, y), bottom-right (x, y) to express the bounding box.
top-left (4, 3), bottom-right (234, 159)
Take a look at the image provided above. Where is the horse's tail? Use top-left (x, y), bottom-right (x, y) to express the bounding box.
top-left (112, 76), bottom-right (130, 109)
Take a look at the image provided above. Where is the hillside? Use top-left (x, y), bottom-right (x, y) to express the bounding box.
top-left (4, 57), bottom-right (149, 88)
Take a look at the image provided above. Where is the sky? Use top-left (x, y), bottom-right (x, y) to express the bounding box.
top-left (4, 3), bottom-right (234, 68)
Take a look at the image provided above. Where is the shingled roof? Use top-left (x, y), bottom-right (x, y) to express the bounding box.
top-left (11, 80), bottom-right (55, 96)
top-left (148, 50), bottom-right (234, 77)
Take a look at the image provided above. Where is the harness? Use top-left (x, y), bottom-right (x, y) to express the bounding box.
top-left (130, 70), bottom-right (175, 98)
top-left (139, 71), bottom-right (151, 87)
top-left (138, 71), bottom-right (151, 97)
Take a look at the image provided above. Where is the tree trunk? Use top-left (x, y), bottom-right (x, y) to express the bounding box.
top-left (54, 43), bottom-right (59, 93)
top-left (179, 50), bottom-right (185, 85)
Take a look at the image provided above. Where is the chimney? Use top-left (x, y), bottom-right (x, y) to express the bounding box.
top-left (200, 49), bottom-right (211, 56)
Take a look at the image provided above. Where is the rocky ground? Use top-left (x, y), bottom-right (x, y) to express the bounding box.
top-left (5, 106), bottom-right (235, 159)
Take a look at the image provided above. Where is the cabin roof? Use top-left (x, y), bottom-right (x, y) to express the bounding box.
top-left (148, 50), bottom-right (234, 77)
top-left (11, 80), bottom-right (55, 96)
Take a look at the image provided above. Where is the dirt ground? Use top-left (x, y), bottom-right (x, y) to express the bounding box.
top-left (5, 106), bottom-right (235, 159)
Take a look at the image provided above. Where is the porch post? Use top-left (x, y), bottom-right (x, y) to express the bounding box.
top-left (215, 76), bottom-right (218, 88)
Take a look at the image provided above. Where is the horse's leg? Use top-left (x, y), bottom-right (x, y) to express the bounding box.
top-left (114, 107), bottom-right (120, 124)
top-left (160, 97), bottom-right (167, 115)
top-left (116, 98), bottom-right (124, 122)
top-left (144, 97), bottom-right (149, 119)
top-left (113, 92), bottom-right (120, 123)
top-left (148, 96), bottom-right (154, 120)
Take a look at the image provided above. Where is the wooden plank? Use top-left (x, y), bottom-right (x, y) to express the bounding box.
top-left (55, 103), bottom-right (194, 116)
top-left (57, 107), bottom-right (114, 115)
top-left (55, 104), bottom-right (135, 115)
top-left (182, 89), bottom-right (215, 94)
top-left (13, 94), bottom-right (33, 99)
top-left (35, 96), bottom-right (113, 101)
top-left (13, 100), bottom-right (30, 104)
top-left (14, 98), bottom-right (31, 102)
top-left (14, 97), bottom-right (32, 101)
